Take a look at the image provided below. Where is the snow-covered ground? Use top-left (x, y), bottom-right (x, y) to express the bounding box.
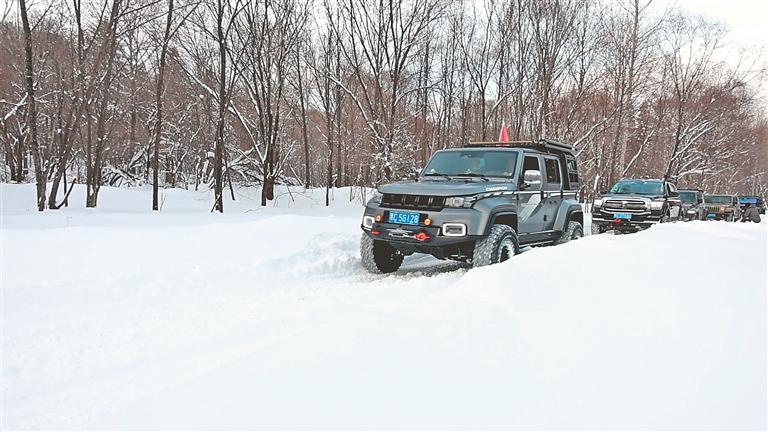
top-left (2, 183), bottom-right (766, 430)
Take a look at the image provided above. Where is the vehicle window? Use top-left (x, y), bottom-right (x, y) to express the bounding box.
top-left (704, 195), bottom-right (732, 204)
top-left (609, 179), bottom-right (664, 195)
top-left (565, 157), bottom-right (578, 184)
top-left (522, 155), bottom-right (540, 173)
top-left (422, 150), bottom-right (518, 178)
top-left (679, 191), bottom-right (697, 203)
top-left (544, 158), bottom-right (560, 185)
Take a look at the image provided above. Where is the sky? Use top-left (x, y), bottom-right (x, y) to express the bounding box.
top-left (654, 0), bottom-right (768, 107)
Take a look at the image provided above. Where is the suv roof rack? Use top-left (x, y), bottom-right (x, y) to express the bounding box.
top-left (465, 138), bottom-right (574, 154)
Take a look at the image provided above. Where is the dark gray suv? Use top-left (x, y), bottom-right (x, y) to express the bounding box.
top-left (359, 139), bottom-right (584, 273)
top-left (679, 189), bottom-right (707, 221)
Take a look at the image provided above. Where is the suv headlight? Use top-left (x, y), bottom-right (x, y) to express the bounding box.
top-left (445, 196), bottom-right (474, 208)
top-left (650, 200), bottom-right (664, 210)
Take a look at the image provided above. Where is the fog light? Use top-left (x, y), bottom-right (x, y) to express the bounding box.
top-left (362, 216), bottom-right (375, 228)
top-left (375, 214), bottom-right (383, 222)
top-left (424, 218), bottom-right (432, 226)
top-left (442, 223), bottom-right (467, 237)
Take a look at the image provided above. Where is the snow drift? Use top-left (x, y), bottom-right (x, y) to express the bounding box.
top-left (1, 184), bottom-right (766, 429)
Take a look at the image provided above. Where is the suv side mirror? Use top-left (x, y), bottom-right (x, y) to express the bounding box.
top-left (599, 190), bottom-right (607, 195)
top-left (411, 168), bottom-right (422, 180)
top-left (669, 190), bottom-right (679, 197)
top-left (523, 170), bottom-right (542, 186)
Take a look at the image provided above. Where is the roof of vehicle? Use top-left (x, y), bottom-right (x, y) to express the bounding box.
top-left (615, 178), bottom-right (665, 182)
top-left (463, 138), bottom-right (575, 155)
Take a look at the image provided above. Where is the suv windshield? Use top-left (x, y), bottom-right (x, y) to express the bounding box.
top-left (679, 191), bottom-right (698, 204)
top-left (609, 179), bottom-right (664, 195)
top-left (422, 150), bottom-right (518, 178)
top-left (738, 197), bottom-right (759, 204)
top-left (705, 195), bottom-right (733, 204)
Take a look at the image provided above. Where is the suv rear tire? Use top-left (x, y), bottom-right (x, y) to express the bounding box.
top-left (555, 220), bottom-right (584, 245)
top-left (472, 224), bottom-right (519, 268)
top-left (360, 234), bottom-right (404, 274)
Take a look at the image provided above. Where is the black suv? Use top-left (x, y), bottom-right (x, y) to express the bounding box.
top-left (591, 178), bottom-right (682, 233)
top-left (679, 189), bottom-right (707, 221)
top-left (359, 139), bottom-right (584, 273)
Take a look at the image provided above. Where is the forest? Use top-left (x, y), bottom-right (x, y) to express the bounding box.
top-left (2, 0), bottom-right (766, 211)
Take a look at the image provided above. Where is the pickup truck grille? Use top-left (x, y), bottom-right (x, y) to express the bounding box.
top-left (381, 193), bottom-right (445, 211)
top-left (603, 199), bottom-right (647, 213)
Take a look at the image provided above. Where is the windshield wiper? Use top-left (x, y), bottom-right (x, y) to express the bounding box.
top-left (455, 173), bottom-right (490, 181)
top-left (423, 172), bottom-right (453, 180)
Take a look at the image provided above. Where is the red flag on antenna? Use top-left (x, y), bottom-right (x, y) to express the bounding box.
top-left (498, 122), bottom-right (509, 141)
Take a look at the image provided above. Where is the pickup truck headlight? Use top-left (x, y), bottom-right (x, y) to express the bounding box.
top-left (650, 200), bottom-right (664, 210)
top-left (445, 196), bottom-right (475, 208)
top-left (593, 199), bottom-right (603, 209)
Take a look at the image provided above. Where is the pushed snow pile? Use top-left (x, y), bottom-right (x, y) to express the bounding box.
top-left (1, 184), bottom-right (766, 429)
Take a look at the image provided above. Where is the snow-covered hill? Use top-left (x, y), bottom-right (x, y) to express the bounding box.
top-left (2, 184), bottom-right (766, 429)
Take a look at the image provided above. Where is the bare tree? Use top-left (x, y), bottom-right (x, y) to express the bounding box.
top-left (152, 0), bottom-right (176, 210)
top-left (18, 0), bottom-right (46, 210)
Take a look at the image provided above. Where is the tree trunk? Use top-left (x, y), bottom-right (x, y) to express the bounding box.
top-left (19, 0), bottom-right (46, 211)
top-left (213, 0), bottom-right (226, 213)
top-left (296, 45), bottom-right (311, 188)
top-left (153, 0), bottom-right (174, 211)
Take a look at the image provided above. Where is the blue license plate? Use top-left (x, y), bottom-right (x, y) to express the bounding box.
top-left (613, 212), bottom-right (632, 220)
top-left (388, 210), bottom-right (420, 226)
top-left (707, 213), bottom-right (716, 219)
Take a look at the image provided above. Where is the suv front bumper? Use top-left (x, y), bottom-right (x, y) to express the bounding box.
top-left (361, 204), bottom-right (486, 246)
top-left (591, 210), bottom-right (661, 230)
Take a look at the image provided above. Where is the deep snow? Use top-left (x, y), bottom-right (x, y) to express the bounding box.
top-left (1, 183), bottom-right (766, 430)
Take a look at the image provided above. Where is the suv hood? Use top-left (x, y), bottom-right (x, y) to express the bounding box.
top-left (379, 179), bottom-right (517, 197)
top-left (599, 194), bottom-right (661, 203)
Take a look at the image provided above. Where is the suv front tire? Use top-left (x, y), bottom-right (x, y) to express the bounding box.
top-left (360, 234), bottom-right (404, 274)
top-left (555, 220), bottom-right (584, 245)
top-left (472, 224), bottom-right (519, 268)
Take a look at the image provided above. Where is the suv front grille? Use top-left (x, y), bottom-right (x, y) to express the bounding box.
top-left (381, 193), bottom-right (445, 211)
top-left (705, 205), bottom-right (728, 212)
top-left (603, 199), bottom-right (647, 213)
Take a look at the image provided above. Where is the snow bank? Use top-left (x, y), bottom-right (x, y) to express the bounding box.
top-left (1, 184), bottom-right (766, 429)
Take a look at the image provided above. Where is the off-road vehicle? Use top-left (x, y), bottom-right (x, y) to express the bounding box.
top-left (359, 139), bottom-right (584, 273)
top-left (738, 196), bottom-right (766, 215)
top-left (704, 194), bottom-right (741, 221)
top-left (679, 189), bottom-right (707, 221)
top-left (591, 178), bottom-right (682, 234)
